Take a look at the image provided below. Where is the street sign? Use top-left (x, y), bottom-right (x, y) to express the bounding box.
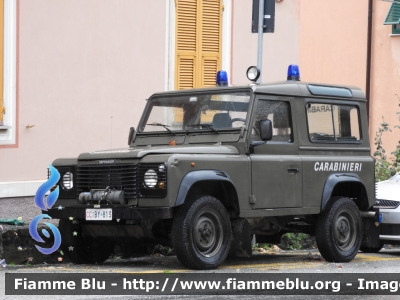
top-left (251, 0), bottom-right (275, 33)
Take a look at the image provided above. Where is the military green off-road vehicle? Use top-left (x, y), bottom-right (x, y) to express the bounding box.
top-left (47, 66), bottom-right (379, 269)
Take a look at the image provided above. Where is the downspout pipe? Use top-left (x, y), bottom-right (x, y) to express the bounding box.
top-left (366, 0), bottom-right (373, 120)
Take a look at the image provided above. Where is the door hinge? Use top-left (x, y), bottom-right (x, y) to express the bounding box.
top-left (1, 107), bottom-right (5, 114)
top-left (249, 195), bottom-right (256, 204)
top-left (240, 125), bottom-right (246, 138)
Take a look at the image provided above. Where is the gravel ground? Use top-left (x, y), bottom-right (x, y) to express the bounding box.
top-left (0, 197), bottom-right (58, 232)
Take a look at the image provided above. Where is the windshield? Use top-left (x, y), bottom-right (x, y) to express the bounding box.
top-left (140, 90), bottom-right (252, 133)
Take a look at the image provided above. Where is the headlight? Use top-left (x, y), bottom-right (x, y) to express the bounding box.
top-left (139, 163), bottom-right (167, 198)
top-left (62, 172), bottom-right (74, 189)
top-left (144, 169), bottom-right (158, 188)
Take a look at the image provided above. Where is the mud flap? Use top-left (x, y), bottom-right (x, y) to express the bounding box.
top-left (360, 208), bottom-right (380, 249)
top-left (229, 218), bottom-right (252, 258)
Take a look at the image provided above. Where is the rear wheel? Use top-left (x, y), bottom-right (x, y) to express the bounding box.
top-left (316, 197), bottom-right (362, 262)
top-left (59, 219), bottom-right (113, 264)
top-left (172, 196), bottom-right (232, 269)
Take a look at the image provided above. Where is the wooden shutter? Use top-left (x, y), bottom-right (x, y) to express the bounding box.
top-left (176, 0), bottom-right (197, 90)
top-left (0, 0), bottom-right (4, 125)
top-left (175, 0), bottom-right (222, 90)
top-left (200, 0), bottom-right (222, 87)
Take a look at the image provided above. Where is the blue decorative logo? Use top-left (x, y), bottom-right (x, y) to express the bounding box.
top-left (29, 165), bottom-right (62, 254)
top-left (34, 165), bottom-right (60, 211)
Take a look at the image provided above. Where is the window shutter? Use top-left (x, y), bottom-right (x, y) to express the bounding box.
top-left (200, 0), bottom-right (222, 87)
top-left (384, 2), bottom-right (400, 25)
top-left (175, 0), bottom-right (197, 90)
top-left (175, 0), bottom-right (222, 90)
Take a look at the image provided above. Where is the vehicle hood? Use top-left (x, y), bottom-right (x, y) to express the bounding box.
top-left (78, 144), bottom-right (240, 160)
top-left (376, 181), bottom-right (400, 202)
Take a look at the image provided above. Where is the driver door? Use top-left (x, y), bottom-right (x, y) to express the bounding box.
top-left (250, 97), bottom-right (302, 209)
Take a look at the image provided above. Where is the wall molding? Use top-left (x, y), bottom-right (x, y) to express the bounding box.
top-left (0, 180), bottom-right (45, 198)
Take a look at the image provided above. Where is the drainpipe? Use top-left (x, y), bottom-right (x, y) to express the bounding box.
top-left (366, 0), bottom-right (373, 120)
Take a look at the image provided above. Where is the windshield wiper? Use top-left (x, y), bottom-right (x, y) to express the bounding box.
top-left (146, 123), bottom-right (176, 135)
top-left (187, 123), bottom-right (218, 132)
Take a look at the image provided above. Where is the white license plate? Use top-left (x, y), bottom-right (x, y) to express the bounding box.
top-left (86, 209), bottom-right (112, 221)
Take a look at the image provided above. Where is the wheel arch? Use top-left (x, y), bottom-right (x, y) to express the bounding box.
top-left (175, 170), bottom-right (240, 217)
top-left (321, 173), bottom-right (370, 211)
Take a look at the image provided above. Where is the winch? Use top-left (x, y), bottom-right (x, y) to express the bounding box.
top-left (78, 187), bottom-right (125, 204)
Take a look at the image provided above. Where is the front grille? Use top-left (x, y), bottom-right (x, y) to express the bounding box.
top-left (374, 199), bottom-right (400, 209)
top-left (380, 224), bottom-right (400, 236)
top-left (76, 164), bottom-right (138, 201)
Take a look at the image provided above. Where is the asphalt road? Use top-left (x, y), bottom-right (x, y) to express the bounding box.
top-left (2, 249), bottom-right (400, 299)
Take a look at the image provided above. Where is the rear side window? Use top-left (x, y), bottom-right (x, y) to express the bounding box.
top-left (307, 103), bottom-right (360, 143)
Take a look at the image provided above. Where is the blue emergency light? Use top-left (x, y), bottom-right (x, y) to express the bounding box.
top-left (287, 64), bottom-right (300, 81)
top-left (216, 70), bottom-right (228, 86)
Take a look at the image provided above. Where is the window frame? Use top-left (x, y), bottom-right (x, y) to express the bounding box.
top-left (138, 88), bottom-right (253, 134)
top-left (305, 101), bottom-right (362, 144)
top-left (393, 23), bottom-right (400, 35)
top-left (252, 99), bottom-right (294, 144)
top-left (174, 0), bottom-right (223, 90)
top-left (168, 0), bottom-right (231, 91)
top-left (0, 0), bottom-right (17, 147)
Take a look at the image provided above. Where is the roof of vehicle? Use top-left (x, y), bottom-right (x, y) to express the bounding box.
top-left (151, 81), bottom-right (366, 101)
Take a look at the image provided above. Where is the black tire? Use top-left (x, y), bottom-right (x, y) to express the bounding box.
top-left (359, 244), bottom-right (384, 253)
top-left (315, 197), bottom-right (362, 262)
top-left (59, 219), bottom-right (113, 264)
top-left (172, 196), bottom-right (232, 270)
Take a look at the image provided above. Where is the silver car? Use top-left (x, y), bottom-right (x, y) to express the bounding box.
top-left (361, 173), bottom-right (400, 252)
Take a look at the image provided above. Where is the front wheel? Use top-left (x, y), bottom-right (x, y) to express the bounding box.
top-left (172, 196), bottom-right (232, 269)
top-left (315, 197), bottom-right (362, 262)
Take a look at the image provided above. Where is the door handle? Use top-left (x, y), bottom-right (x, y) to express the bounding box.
top-left (287, 168), bottom-right (299, 174)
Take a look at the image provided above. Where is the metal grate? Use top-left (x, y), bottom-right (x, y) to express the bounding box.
top-left (380, 224), bottom-right (400, 236)
top-left (374, 199), bottom-right (400, 209)
top-left (76, 164), bottom-right (138, 201)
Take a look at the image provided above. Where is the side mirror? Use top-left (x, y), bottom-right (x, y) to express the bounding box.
top-left (128, 127), bottom-right (135, 145)
top-left (260, 119), bottom-right (273, 141)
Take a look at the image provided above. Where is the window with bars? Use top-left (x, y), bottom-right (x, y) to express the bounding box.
top-left (175, 0), bottom-right (223, 90)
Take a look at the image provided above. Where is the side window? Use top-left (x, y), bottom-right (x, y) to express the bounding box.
top-left (307, 103), bottom-right (361, 143)
top-left (252, 100), bottom-right (293, 143)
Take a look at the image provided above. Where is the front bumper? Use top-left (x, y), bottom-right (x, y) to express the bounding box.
top-left (375, 206), bottom-right (400, 242)
top-left (44, 206), bottom-right (173, 220)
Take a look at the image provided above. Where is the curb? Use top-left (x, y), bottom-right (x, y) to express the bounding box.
top-left (0, 225), bottom-right (69, 266)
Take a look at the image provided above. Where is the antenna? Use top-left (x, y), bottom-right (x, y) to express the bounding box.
top-left (110, 116), bottom-right (113, 148)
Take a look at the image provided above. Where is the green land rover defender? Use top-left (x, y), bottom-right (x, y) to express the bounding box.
top-left (47, 66), bottom-right (379, 269)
